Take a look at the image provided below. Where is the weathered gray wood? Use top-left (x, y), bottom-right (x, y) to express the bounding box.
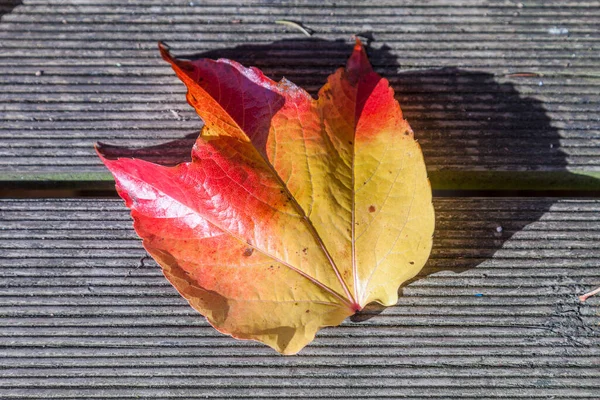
top-left (1, 0), bottom-right (600, 189)
top-left (0, 198), bottom-right (598, 398)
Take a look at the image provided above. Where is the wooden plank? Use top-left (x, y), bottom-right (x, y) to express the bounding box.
top-left (0, 198), bottom-right (599, 398)
top-left (0, 1), bottom-right (599, 190)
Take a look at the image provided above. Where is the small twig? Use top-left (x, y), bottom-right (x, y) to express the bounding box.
top-left (579, 286), bottom-right (600, 302)
top-left (275, 20), bottom-right (313, 37)
top-left (505, 72), bottom-right (541, 78)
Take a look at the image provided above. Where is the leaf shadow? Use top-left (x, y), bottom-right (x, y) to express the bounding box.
top-left (97, 37), bottom-right (592, 322)
top-left (0, 0), bottom-right (21, 20)
top-left (97, 132), bottom-right (197, 166)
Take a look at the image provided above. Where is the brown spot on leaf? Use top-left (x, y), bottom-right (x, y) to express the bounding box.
top-left (409, 261), bottom-right (415, 265)
top-left (369, 205), bottom-right (376, 213)
top-left (243, 248), bottom-right (254, 257)
top-left (302, 247), bottom-right (308, 255)
top-left (306, 310), bottom-right (310, 313)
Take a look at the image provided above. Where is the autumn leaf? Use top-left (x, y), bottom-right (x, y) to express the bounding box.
top-left (97, 40), bottom-right (435, 355)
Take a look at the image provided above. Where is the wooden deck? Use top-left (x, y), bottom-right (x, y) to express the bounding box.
top-left (1, 1), bottom-right (599, 399)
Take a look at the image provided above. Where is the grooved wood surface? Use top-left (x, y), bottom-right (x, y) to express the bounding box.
top-left (1, 0), bottom-right (600, 189)
top-left (1, 1), bottom-right (600, 398)
top-left (1, 198), bottom-right (599, 399)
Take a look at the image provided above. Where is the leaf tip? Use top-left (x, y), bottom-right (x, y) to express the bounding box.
top-left (158, 41), bottom-right (189, 71)
top-left (158, 41), bottom-right (171, 60)
top-left (94, 142), bottom-right (108, 162)
top-left (346, 37), bottom-right (373, 81)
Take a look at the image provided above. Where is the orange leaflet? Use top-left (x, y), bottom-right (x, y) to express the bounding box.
top-left (98, 40), bottom-right (435, 354)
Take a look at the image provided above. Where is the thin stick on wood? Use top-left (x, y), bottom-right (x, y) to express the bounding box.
top-left (275, 20), bottom-right (313, 36)
top-left (505, 72), bottom-right (541, 78)
top-left (579, 286), bottom-right (600, 302)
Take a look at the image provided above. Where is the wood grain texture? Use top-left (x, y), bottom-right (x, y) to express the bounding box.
top-left (1, 0), bottom-right (600, 189)
top-left (0, 198), bottom-right (599, 398)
